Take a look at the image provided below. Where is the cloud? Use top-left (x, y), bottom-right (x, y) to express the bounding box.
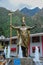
top-left (9, 0), bottom-right (43, 9)
top-left (0, 0), bottom-right (43, 11)
top-left (29, 0), bottom-right (43, 8)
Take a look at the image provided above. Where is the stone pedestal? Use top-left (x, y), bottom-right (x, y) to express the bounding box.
top-left (20, 57), bottom-right (33, 65)
top-left (14, 57), bottom-right (33, 65)
top-left (9, 57), bottom-right (34, 65)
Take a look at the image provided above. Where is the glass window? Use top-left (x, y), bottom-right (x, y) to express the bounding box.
top-left (32, 46), bottom-right (40, 53)
top-left (32, 47), bottom-right (35, 53)
top-left (32, 36), bottom-right (40, 43)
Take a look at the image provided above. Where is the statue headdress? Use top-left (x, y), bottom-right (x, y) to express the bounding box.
top-left (22, 17), bottom-right (26, 26)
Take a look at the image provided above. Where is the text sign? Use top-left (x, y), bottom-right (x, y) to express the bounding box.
top-left (14, 58), bottom-right (21, 65)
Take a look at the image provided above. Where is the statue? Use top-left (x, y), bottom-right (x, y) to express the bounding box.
top-left (10, 17), bottom-right (36, 57)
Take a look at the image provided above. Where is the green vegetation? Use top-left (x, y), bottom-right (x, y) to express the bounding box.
top-left (0, 7), bottom-right (43, 37)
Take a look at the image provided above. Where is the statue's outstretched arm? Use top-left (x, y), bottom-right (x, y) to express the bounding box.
top-left (10, 24), bottom-right (20, 30)
top-left (30, 26), bottom-right (36, 29)
top-left (27, 25), bottom-right (36, 30)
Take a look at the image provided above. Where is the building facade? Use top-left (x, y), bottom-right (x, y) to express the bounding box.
top-left (0, 33), bottom-right (43, 57)
top-left (29, 33), bottom-right (43, 57)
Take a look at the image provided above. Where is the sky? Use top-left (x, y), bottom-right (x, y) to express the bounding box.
top-left (0, 0), bottom-right (43, 11)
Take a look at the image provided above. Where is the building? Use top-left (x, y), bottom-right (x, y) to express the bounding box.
top-left (0, 33), bottom-right (43, 57)
top-left (29, 33), bottom-right (43, 57)
top-left (0, 36), bottom-right (18, 56)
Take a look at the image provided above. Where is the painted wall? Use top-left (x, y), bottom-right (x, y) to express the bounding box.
top-left (9, 35), bottom-right (43, 57)
top-left (10, 44), bottom-right (17, 56)
top-left (30, 36), bottom-right (42, 57)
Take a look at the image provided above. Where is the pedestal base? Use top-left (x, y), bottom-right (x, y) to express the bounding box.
top-left (14, 57), bottom-right (33, 65)
top-left (20, 57), bottom-right (33, 65)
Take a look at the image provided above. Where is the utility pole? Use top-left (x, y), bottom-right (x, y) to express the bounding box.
top-left (8, 13), bottom-right (13, 47)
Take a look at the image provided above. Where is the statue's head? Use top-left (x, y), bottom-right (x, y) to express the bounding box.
top-left (22, 17), bottom-right (26, 26)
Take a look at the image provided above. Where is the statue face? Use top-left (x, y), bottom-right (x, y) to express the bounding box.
top-left (22, 25), bottom-right (25, 27)
top-left (22, 22), bottom-right (26, 27)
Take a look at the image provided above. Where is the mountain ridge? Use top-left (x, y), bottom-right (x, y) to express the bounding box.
top-left (20, 7), bottom-right (41, 16)
top-left (0, 7), bottom-right (43, 37)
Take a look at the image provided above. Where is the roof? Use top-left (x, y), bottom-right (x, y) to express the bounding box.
top-left (0, 33), bottom-right (43, 41)
top-left (0, 36), bottom-right (18, 41)
top-left (30, 33), bottom-right (43, 37)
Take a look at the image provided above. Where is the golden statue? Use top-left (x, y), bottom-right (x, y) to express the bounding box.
top-left (10, 17), bottom-right (36, 57)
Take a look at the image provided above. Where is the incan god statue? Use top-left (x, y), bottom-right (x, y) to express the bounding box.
top-left (10, 17), bottom-right (36, 57)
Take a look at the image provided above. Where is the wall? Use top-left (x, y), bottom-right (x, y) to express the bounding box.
top-left (30, 36), bottom-right (42, 57)
top-left (42, 36), bottom-right (43, 56)
top-left (10, 44), bottom-right (17, 56)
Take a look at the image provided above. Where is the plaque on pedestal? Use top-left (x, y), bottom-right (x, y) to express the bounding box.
top-left (14, 58), bottom-right (21, 65)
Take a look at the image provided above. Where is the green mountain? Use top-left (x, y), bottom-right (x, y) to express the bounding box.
top-left (0, 7), bottom-right (43, 37)
top-left (32, 8), bottom-right (43, 32)
top-left (0, 7), bottom-right (10, 37)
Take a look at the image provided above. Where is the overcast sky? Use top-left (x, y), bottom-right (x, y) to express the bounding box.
top-left (0, 0), bottom-right (43, 11)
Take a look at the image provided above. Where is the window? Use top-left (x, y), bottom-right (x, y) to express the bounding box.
top-left (32, 46), bottom-right (40, 53)
top-left (32, 36), bottom-right (40, 43)
top-left (32, 47), bottom-right (35, 53)
top-left (12, 39), bottom-right (17, 44)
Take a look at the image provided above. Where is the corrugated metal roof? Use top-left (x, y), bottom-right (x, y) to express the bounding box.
top-left (0, 36), bottom-right (18, 41)
top-left (0, 33), bottom-right (43, 41)
top-left (30, 33), bottom-right (43, 37)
